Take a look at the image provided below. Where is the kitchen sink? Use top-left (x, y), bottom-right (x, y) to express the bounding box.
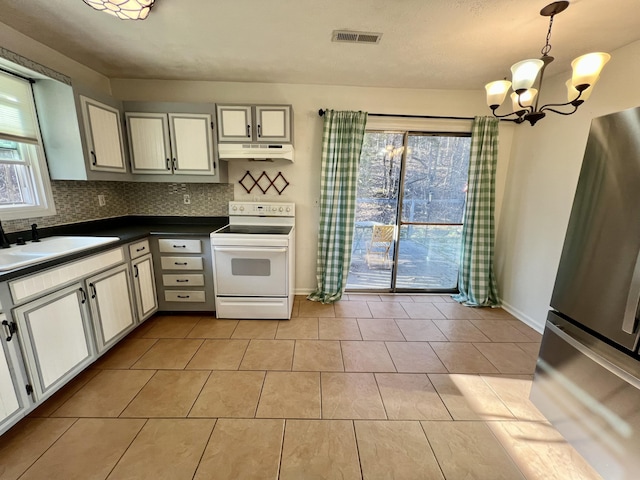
top-left (0, 236), bottom-right (120, 271)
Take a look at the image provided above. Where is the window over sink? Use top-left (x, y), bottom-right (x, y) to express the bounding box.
top-left (0, 70), bottom-right (55, 220)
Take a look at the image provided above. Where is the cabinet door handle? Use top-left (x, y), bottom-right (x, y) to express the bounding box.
top-left (246, 125), bottom-right (251, 137)
top-left (176, 279), bottom-right (189, 283)
top-left (134, 265), bottom-right (139, 278)
top-left (90, 151), bottom-right (97, 166)
top-left (174, 262), bottom-right (188, 266)
top-left (89, 283), bottom-right (97, 299)
top-left (177, 295), bottom-right (190, 299)
top-left (165, 158), bottom-right (171, 170)
top-left (79, 287), bottom-right (87, 304)
top-left (173, 245), bottom-right (187, 249)
top-left (257, 124), bottom-right (261, 137)
top-left (172, 158), bottom-right (177, 171)
top-left (136, 246), bottom-right (146, 252)
top-left (2, 320), bottom-right (16, 342)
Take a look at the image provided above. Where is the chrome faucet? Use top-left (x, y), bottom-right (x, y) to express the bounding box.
top-left (0, 221), bottom-right (10, 248)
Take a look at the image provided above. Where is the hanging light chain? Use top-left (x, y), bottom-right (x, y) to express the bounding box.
top-left (541, 14), bottom-right (555, 56)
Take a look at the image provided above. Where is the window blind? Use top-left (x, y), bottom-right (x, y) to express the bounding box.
top-left (0, 71), bottom-right (39, 144)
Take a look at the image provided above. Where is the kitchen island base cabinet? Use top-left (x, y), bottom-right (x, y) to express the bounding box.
top-left (12, 284), bottom-right (95, 402)
top-left (87, 264), bottom-right (137, 353)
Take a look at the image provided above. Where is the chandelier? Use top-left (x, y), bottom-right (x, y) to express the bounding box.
top-left (83, 0), bottom-right (156, 20)
top-left (485, 1), bottom-right (610, 126)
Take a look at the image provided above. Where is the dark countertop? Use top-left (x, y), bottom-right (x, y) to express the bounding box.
top-left (0, 215), bottom-right (228, 282)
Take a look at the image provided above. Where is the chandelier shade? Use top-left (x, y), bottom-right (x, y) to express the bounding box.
top-left (571, 53), bottom-right (611, 89)
top-left (485, 1), bottom-right (610, 126)
top-left (83, 0), bottom-right (156, 20)
top-left (510, 60), bottom-right (544, 93)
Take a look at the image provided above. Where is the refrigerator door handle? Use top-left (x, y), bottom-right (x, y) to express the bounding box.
top-left (622, 248), bottom-right (640, 334)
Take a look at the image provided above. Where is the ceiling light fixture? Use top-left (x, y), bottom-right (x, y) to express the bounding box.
top-left (485, 1), bottom-right (610, 126)
top-left (83, 0), bottom-right (156, 20)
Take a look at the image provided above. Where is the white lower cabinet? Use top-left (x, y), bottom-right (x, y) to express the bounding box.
top-left (1, 313), bottom-right (23, 433)
top-left (12, 284), bottom-right (95, 402)
top-left (87, 264), bottom-right (137, 353)
top-left (131, 253), bottom-right (158, 322)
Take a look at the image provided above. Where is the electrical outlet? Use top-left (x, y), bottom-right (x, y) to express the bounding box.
top-left (183, 194), bottom-right (191, 205)
top-left (98, 195), bottom-right (106, 207)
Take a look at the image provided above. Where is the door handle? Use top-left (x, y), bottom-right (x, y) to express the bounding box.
top-left (246, 125), bottom-right (251, 138)
top-left (622, 247), bottom-right (640, 334)
top-left (89, 283), bottom-right (97, 299)
top-left (172, 158), bottom-right (177, 171)
top-left (79, 287), bottom-right (87, 304)
top-left (166, 158), bottom-right (171, 170)
top-left (2, 320), bottom-right (16, 342)
top-left (257, 124), bottom-right (261, 137)
top-left (134, 265), bottom-right (139, 278)
top-left (90, 151), bottom-right (97, 166)
top-left (214, 247), bottom-right (287, 253)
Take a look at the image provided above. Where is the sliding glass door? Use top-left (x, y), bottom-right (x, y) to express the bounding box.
top-left (346, 131), bottom-right (471, 292)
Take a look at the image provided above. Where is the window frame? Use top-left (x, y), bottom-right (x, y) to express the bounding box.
top-left (0, 70), bottom-right (56, 220)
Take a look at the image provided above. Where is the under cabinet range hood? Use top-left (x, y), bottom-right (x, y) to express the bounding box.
top-left (217, 143), bottom-right (294, 162)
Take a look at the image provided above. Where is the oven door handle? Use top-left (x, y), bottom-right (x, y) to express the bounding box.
top-left (213, 247), bottom-right (287, 253)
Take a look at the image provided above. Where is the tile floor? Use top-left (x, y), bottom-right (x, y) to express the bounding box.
top-left (0, 294), bottom-right (603, 480)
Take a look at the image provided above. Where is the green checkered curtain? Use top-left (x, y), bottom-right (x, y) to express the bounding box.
top-left (308, 110), bottom-right (368, 304)
top-left (453, 116), bottom-right (500, 307)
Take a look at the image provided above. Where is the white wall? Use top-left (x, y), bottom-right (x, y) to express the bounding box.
top-left (496, 39), bottom-right (640, 331)
top-left (112, 79), bottom-right (514, 293)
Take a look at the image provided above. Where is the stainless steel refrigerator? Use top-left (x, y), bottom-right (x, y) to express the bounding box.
top-left (531, 106), bottom-right (640, 480)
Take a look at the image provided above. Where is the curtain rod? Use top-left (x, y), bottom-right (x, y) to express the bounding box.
top-left (317, 109), bottom-right (514, 122)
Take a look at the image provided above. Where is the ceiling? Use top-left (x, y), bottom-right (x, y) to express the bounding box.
top-left (0, 0), bottom-right (639, 89)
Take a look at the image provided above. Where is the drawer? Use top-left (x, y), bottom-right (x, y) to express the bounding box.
top-left (164, 290), bottom-right (206, 303)
top-left (161, 256), bottom-right (203, 271)
top-left (158, 239), bottom-right (202, 254)
top-left (129, 239), bottom-right (150, 259)
top-left (162, 274), bottom-right (205, 287)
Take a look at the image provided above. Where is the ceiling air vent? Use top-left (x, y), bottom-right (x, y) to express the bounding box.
top-left (331, 30), bottom-right (382, 44)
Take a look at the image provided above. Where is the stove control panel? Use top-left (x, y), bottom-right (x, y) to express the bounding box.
top-left (229, 202), bottom-right (295, 217)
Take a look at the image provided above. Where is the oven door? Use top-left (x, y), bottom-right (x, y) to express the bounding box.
top-left (213, 246), bottom-right (288, 296)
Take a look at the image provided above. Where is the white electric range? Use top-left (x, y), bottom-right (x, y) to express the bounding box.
top-left (210, 201), bottom-right (295, 319)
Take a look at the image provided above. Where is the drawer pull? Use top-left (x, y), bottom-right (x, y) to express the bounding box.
top-left (175, 262), bottom-right (188, 266)
top-left (173, 245), bottom-right (187, 248)
top-left (177, 295), bottom-right (190, 299)
top-left (136, 246), bottom-right (146, 252)
top-left (176, 279), bottom-right (189, 283)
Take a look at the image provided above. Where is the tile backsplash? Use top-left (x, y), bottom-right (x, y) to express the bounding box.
top-left (2, 181), bottom-right (234, 233)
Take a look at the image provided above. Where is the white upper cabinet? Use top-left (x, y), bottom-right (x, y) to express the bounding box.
top-left (33, 81), bottom-right (132, 181)
top-left (216, 105), bottom-right (253, 142)
top-left (80, 96), bottom-right (127, 173)
top-left (126, 111), bottom-right (215, 176)
top-left (255, 106), bottom-right (292, 143)
top-left (126, 112), bottom-right (172, 173)
top-left (169, 114), bottom-right (213, 173)
top-left (217, 104), bottom-right (292, 144)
